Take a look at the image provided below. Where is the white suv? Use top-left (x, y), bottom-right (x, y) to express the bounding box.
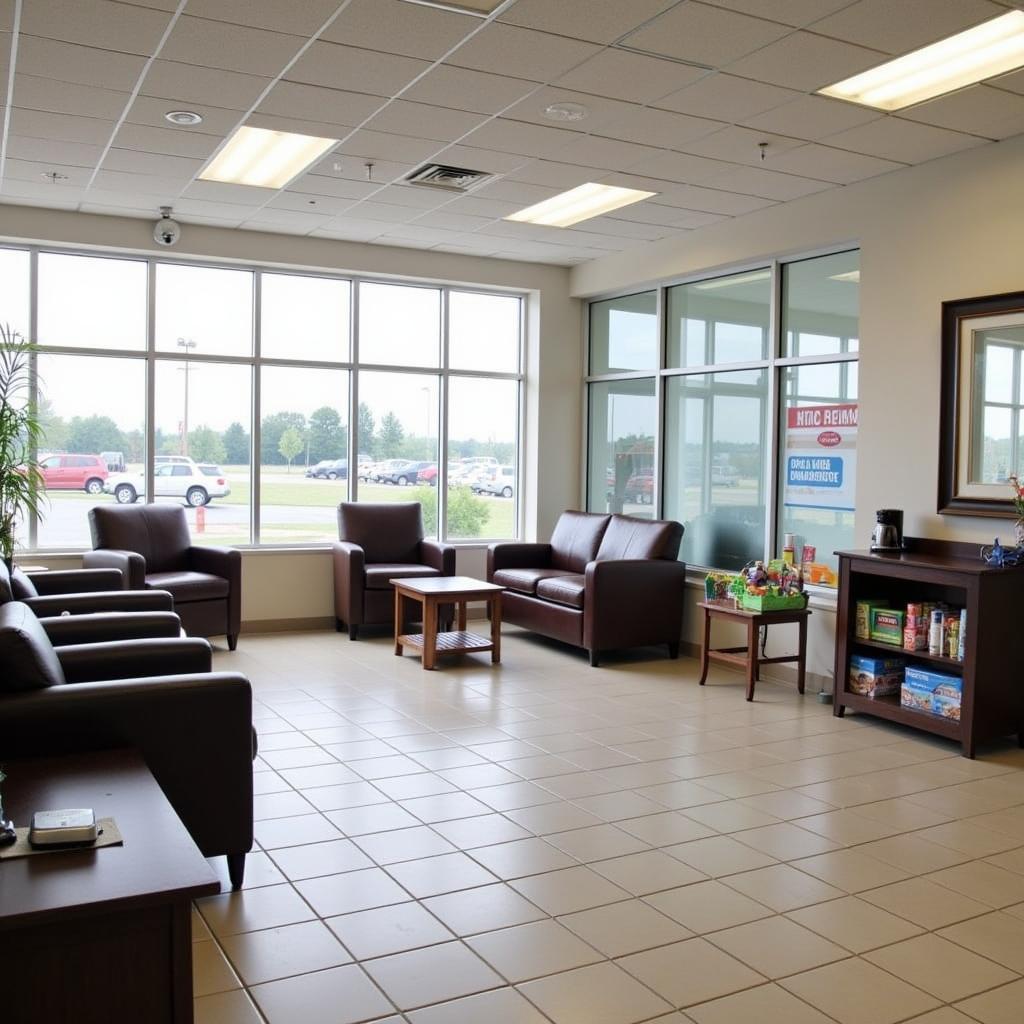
top-left (104, 460), bottom-right (231, 507)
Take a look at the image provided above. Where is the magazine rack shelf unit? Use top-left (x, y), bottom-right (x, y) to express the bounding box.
top-left (834, 538), bottom-right (1024, 758)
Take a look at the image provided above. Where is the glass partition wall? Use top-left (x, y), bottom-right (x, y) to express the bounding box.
top-left (7, 245), bottom-right (524, 551)
top-left (586, 249), bottom-right (859, 584)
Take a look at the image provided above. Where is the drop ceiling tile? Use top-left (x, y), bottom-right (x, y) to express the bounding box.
top-left (443, 194), bottom-right (522, 218)
top-left (142, 60), bottom-right (271, 110)
top-left (656, 72), bottom-right (800, 122)
top-left (265, 191), bottom-right (356, 217)
top-left (178, 214), bottom-right (246, 228)
top-left (659, 207), bottom-right (729, 229)
top-left (10, 109), bottom-right (113, 146)
top-left (366, 184), bottom-right (452, 209)
top-left (184, 0), bottom-right (344, 34)
top-left (431, 143), bottom-right (528, 174)
top-left (339, 200), bottom-right (421, 223)
top-left (4, 157), bottom-right (91, 185)
top-left (336, 130), bottom-right (441, 165)
top-left (992, 68), bottom-right (1024, 96)
top-left (624, 3), bottom-right (791, 68)
top-left (12, 74), bottom-right (129, 120)
top-left (682, 125), bottom-right (804, 166)
top-left (462, 118), bottom-right (579, 159)
top-left (811, 0), bottom-right (1005, 55)
top-left (377, 224), bottom-right (465, 244)
top-left (240, 220), bottom-right (322, 236)
top-left (901, 84), bottom-right (1024, 140)
top-left (96, 167), bottom-right (200, 195)
top-left (498, 0), bottom-right (676, 45)
top-left (447, 24), bottom-right (600, 82)
top-left (595, 106), bottom-right (724, 150)
top-left (239, 207), bottom-right (334, 231)
top-left (596, 172), bottom-right (776, 214)
top-left (503, 87), bottom-right (637, 135)
top-left (183, 179), bottom-right (277, 204)
top-left (592, 199), bottom-right (693, 225)
top-left (623, 148), bottom-right (741, 186)
top-left (322, 0), bottom-right (478, 60)
top-left (554, 133), bottom-right (665, 172)
top-left (0, 186), bottom-right (80, 209)
top-left (433, 243), bottom-right (501, 256)
top-left (84, 187), bottom-right (173, 210)
top-left (311, 219), bottom-right (388, 241)
top-left (5, 135), bottom-right (104, 167)
top-left (290, 174), bottom-right (382, 200)
top-left (80, 200), bottom-right (159, 218)
top-left (129, 94), bottom-right (241, 134)
top-left (160, 16), bottom-right (305, 76)
top-left (556, 49), bottom-right (708, 104)
top-left (473, 177), bottom-right (560, 204)
top-left (824, 116), bottom-right (987, 163)
top-left (113, 123), bottom-right (221, 160)
top-left (324, 155), bottom-right (414, 183)
top-left (366, 100), bottom-right (489, 143)
top-left (403, 66), bottom-right (539, 115)
top-left (508, 160), bottom-right (606, 187)
top-left (101, 148), bottom-right (205, 178)
top-left (414, 210), bottom-right (495, 232)
top-left (576, 215), bottom-right (667, 240)
top-left (240, 112), bottom-right (350, 141)
top-left (712, 164), bottom-right (834, 199)
top-left (725, 32), bottom-right (885, 91)
top-left (15, 36), bottom-right (147, 91)
top-left (20, 0), bottom-right (172, 55)
top-left (741, 94), bottom-right (882, 140)
top-left (286, 42), bottom-right (430, 98)
top-left (700, 0), bottom-right (863, 29)
top-left (257, 82), bottom-right (385, 127)
top-left (173, 197), bottom-right (264, 219)
top-left (764, 142), bottom-right (904, 183)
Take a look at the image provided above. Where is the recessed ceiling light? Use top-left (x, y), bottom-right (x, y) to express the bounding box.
top-left (543, 102), bottom-right (589, 123)
top-left (819, 10), bottom-right (1024, 110)
top-left (401, 0), bottom-right (506, 15)
top-left (505, 182), bottom-right (657, 228)
top-left (694, 270), bottom-right (771, 290)
top-left (829, 270), bottom-right (860, 283)
top-left (165, 110), bottom-right (203, 126)
top-left (199, 126), bottom-right (338, 189)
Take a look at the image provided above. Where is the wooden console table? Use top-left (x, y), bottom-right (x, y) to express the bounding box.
top-left (393, 575), bottom-right (504, 670)
top-left (697, 599), bottom-right (811, 701)
top-left (0, 749), bottom-right (219, 1023)
top-left (835, 538), bottom-right (1024, 757)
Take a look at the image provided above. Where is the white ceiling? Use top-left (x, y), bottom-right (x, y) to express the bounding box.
top-left (2, 0), bottom-right (1024, 266)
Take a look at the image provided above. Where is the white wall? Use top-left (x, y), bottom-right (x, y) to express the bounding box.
top-left (0, 205), bottom-right (581, 628)
top-left (572, 135), bottom-right (1024, 686)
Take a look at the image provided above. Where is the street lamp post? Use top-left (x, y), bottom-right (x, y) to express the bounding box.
top-left (177, 337), bottom-right (197, 455)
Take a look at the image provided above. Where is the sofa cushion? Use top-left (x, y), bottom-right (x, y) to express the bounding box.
top-left (549, 511), bottom-right (611, 573)
top-left (596, 515), bottom-right (683, 562)
top-left (11, 568), bottom-right (39, 599)
top-left (146, 571), bottom-right (230, 602)
top-left (365, 564), bottom-right (441, 590)
top-left (535, 574), bottom-right (585, 609)
top-left (0, 602), bottom-right (65, 690)
top-left (493, 567), bottom-right (575, 595)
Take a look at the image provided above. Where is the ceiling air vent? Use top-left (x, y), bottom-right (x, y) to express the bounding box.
top-left (404, 163), bottom-right (491, 192)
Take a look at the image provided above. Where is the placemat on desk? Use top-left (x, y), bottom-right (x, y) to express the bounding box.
top-left (0, 817), bottom-right (123, 860)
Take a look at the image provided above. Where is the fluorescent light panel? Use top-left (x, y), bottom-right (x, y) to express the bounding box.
top-left (506, 183), bottom-right (657, 228)
top-left (401, 0), bottom-right (506, 14)
top-left (200, 126), bottom-right (337, 189)
top-left (820, 10), bottom-right (1024, 110)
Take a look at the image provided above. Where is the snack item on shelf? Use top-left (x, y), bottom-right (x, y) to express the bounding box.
top-left (928, 608), bottom-right (944, 655)
top-left (849, 654), bottom-right (905, 698)
top-left (902, 626), bottom-right (926, 651)
top-left (869, 607), bottom-right (905, 645)
top-left (856, 598), bottom-right (888, 640)
top-left (901, 677), bottom-right (934, 712)
top-left (903, 666), bottom-right (963, 720)
top-left (958, 608), bottom-right (967, 661)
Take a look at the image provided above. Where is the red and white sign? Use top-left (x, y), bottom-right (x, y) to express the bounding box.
top-left (783, 403), bottom-right (857, 513)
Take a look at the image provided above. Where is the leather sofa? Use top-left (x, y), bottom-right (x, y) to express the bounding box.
top-left (333, 501), bottom-right (455, 639)
top-left (85, 504), bottom-right (241, 649)
top-left (488, 510), bottom-right (686, 666)
top-left (0, 601), bottom-right (254, 887)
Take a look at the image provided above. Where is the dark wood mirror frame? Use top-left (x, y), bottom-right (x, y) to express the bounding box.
top-left (938, 289), bottom-right (1024, 517)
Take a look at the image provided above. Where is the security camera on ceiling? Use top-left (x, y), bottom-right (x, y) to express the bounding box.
top-left (153, 206), bottom-right (181, 247)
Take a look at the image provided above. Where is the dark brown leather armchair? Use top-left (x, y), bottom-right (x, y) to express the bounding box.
top-left (1, 559), bottom-right (174, 617)
top-left (0, 601), bottom-right (254, 888)
top-left (84, 504), bottom-right (241, 649)
top-left (333, 502), bottom-right (455, 639)
top-left (488, 510), bottom-right (686, 666)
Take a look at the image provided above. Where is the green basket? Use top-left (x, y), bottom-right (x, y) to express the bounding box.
top-left (739, 591), bottom-right (808, 612)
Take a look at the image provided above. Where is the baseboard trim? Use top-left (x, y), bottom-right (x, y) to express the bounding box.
top-left (241, 616), bottom-right (335, 634)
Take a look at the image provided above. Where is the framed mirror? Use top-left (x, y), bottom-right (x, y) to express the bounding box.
top-left (939, 290), bottom-right (1024, 516)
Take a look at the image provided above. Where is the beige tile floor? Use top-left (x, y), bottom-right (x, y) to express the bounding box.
top-left (193, 627), bottom-right (1024, 1024)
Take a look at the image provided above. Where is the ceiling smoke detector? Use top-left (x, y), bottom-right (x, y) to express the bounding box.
top-left (404, 163), bottom-right (492, 192)
top-left (543, 102), bottom-right (589, 123)
top-left (165, 110), bottom-right (203, 126)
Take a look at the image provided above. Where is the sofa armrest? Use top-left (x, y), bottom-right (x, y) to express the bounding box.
top-left (40, 611), bottom-right (183, 646)
top-left (29, 568), bottom-right (124, 595)
top-left (420, 539), bottom-right (456, 575)
top-left (332, 541), bottom-right (365, 625)
top-left (487, 542), bottom-right (554, 578)
top-left (0, 672), bottom-right (254, 858)
top-left (24, 589), bottom-right (175, 617)
top-left (583, 559), bottom-right (687, 652)
top-left (189, 545), bottom-right (242, 640)
top-left (83, 549), bottom-right (146, 589)
top-left (57, 637), bottom-right (213, 683)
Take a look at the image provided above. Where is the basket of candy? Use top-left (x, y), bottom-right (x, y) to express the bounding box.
top-left (703, 571), bottom-right (741, 602)
top-left (738, 559), bottom-right (808, 612)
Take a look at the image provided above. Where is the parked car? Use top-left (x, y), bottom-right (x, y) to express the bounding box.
top-left (306, 459), bottom-right (334, 478)
top-left (38, 453), bottom-right (109, 494)
top-left (417, 463), bottom-right (439, 486)
top-left (314, 459), bottom-right (347, 480)
top-left (711, 464), bottom-right (739, 486)
top-left (100, 450), bottom-right (125, 472)
top-left (382, 460), bottom-right (431, 486)
top-left (624, 470), bottom-right (654, 505)
top-left (154, 455), bottom-right (195, 465)
top-left (371, 458), bottom-right (413, 483)
top-left (104, 460), bottom-right (230, 507)
top-left (480, 465), bottom-right (515, 498)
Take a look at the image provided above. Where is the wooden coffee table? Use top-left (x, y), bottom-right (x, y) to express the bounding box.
top-left (393, 575), bottom-right (505, 670)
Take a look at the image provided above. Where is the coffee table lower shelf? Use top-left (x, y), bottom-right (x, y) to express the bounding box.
top-left (399, 630), bottom-right (494, 655)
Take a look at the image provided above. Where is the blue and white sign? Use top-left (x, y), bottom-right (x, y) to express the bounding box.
top-left (782, 404), bottom-right (857, 512)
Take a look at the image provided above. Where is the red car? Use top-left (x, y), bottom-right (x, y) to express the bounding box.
top-left (39, 453), bottom-right (109, 494)
top-left (417, 463), bottom-right (439, 486)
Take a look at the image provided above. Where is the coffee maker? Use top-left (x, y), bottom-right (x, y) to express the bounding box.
top-left (871, 509), bottom-right (904, 552)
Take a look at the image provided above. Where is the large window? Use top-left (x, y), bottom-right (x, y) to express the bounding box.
top-left (587, 250), bottom-right (859, 585)
top-left (11, 247), bottom-right (524, 552)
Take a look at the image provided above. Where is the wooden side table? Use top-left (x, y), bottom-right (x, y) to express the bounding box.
top-left (392, 575), bottom-right (505, 670)
top-left (697, 599), bottom-right (811, 701)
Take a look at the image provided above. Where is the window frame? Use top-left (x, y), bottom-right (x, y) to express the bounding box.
top-left (14, 244), bottom-right (526, 551)
top-left (583, 246), bottom-right (859, 585)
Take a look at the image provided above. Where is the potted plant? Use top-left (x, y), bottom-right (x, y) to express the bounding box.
top-left (0, 324), bottom-right (43, 568)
